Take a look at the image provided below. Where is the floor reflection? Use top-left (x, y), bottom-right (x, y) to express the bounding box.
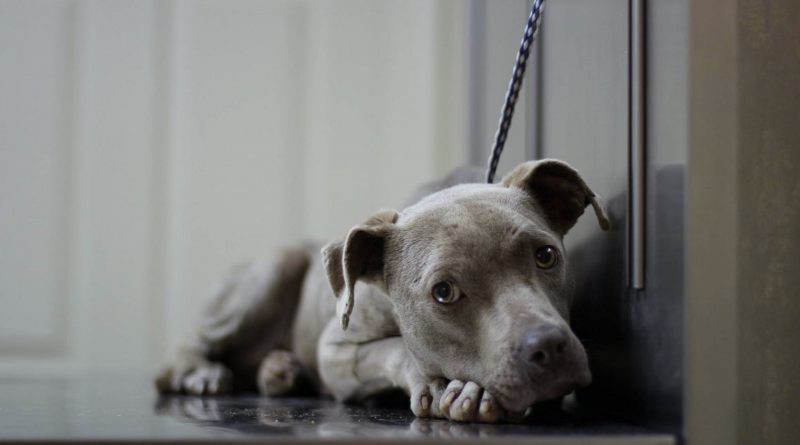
top-left (153, 394), bottom-right (615, 439)
top-left (0, 375), bottom-right (667, 441)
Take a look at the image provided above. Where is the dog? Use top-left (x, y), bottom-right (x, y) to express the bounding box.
top-left (155, 159), bottom-right (609, 424)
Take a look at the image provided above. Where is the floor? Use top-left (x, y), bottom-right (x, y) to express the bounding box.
top-left (0, 373), bottom-right (674, 444)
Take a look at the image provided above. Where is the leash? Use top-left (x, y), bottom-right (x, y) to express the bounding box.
top-left (486, 0), bottom-right (546, 183)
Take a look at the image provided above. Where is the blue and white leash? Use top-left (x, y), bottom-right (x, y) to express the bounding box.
top-left (486, 0), bottom-right (546, 183)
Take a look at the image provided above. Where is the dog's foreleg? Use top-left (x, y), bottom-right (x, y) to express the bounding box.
top-left (317, 320), bottom-right (451, 418)
top-left (318, 320), bottom-right (415, 398)
top-left (318, 319), bottom-right (523, 423)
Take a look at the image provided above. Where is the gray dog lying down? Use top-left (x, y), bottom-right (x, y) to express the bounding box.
top-left (155, 159), bottom-right (609, 424)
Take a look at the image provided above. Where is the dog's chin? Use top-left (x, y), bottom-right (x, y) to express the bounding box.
top-left (494, 389), bottom-right (564, 413)
top-left (494, 375), bottom-right (591, 413)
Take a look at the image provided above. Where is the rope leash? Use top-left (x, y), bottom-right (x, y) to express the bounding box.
top-left (486, 0), bottom-right (546, 183)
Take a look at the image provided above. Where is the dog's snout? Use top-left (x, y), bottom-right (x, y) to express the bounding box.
top-left (517, 325), bottom-right (569, 368)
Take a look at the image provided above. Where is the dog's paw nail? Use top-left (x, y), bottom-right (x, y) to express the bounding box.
top-left (420, 395), bottom-right (430, 411)
top-left (461, 398), bottom-right (471, 411)
top-left (480, 400), bottom-right (491, 415)
top-left (444, 391), bottom-right (456, 405)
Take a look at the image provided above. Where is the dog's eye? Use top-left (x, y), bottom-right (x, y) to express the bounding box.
top-left (431, 282), bottom-right (462, 304)
top-left (535, 245), bottom-right (558, 269)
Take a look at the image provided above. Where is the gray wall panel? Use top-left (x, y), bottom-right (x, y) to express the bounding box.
top-left (537, 0), bottom-right (687, 434)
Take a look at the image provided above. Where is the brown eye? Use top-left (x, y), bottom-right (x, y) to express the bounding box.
top-left (535, 246), bottom-right (558, 269)
top-left (432, 282), bottom-right (462, 304)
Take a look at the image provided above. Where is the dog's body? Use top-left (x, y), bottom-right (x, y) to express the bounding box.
top-left (156, 160), bottom-right (609, 423)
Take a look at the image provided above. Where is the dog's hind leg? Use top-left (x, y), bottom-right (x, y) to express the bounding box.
top-left (155, 247), bottom-right (311, 395)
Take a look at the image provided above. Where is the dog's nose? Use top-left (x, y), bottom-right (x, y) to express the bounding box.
top-left (517, 325), bottom-right (569, 368)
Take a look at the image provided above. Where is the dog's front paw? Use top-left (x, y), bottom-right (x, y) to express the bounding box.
top-left (410, 378), bottom-right (523, 423)
top-left (438, 380), bottom-right (524, 424)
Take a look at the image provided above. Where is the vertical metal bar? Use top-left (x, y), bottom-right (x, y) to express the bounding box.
top-left (629, 0), bottom-right (646, 289)
top-left (525, 0), bottom-right (543, 160)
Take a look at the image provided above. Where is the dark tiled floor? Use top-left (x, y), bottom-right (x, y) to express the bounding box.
top-left (0, 373), bottom-right (673, 444)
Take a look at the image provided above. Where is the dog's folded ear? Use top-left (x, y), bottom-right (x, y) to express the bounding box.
top-left (501, 159), bottom-right (610, 235)
top-left (321, 208), bottom-right (399, 330)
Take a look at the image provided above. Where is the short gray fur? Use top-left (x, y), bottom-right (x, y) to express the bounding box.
top-left (155, 159), bottom-right (611, 425)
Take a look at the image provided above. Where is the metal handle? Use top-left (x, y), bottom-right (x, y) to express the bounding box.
top-left (629, 0), bottom-right (646, 289)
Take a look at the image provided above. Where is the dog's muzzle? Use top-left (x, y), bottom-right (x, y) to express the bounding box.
top-left (513, 324), bottom-right (591, 399)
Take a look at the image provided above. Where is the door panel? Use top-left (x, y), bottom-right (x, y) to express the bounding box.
top-left (537, 0), bottom-right (686, 433)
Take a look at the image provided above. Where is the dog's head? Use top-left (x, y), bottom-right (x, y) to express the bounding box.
top-left (322, 159), bottom-right (609, 412)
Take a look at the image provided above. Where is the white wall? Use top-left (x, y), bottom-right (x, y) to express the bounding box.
top-left (0, 0), bottom-right (472, 376)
